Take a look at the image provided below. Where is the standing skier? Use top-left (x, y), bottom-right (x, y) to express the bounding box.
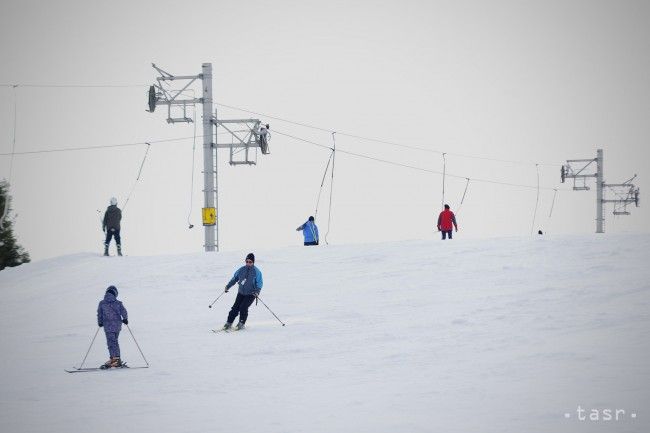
top-left (437, 204), bottom-right (458, 240)
top-left (102, 197), bottom-right (123, 256)
top-left (222, 253), bottom-right (263, 330)
top-left (296, 216), bottom-right (319, 246)
top-left (97, 285), bottom-right (128, 368)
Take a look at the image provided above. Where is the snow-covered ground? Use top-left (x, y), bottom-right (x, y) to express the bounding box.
top-left (0, 234), bottom-right (648, 433)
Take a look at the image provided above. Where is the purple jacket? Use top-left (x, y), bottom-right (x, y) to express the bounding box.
top-left (97, 292), bottom-right (128, 333)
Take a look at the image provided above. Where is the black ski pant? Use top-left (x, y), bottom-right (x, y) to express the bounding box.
top-left (441, 230), bottom-right (452, 240)
top-left (304, 241), bottom-right (318, 246)
top-left (105, 228), bottom-right (121, 246)
top-left (227, 293), bottom-right (256, 324)
top-left (105, 330), bottom-right (121, 358)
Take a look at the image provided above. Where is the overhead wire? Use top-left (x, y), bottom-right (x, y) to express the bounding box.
top-left (215, 101), bottom-right (562, 167)
top-left (0, 83), bottom-right (146, 88)
top-left (122, 143), bottom-right (151, 212)
top-left (273, 129), bottom-right (565, 192)
top-left (2, 83), bottom-right (562, 167)
top-left (314, 150), bottom-right (334, 220)
top-left (324, 132), bottom-right (337, 245)
top-left (548, 188), bottom-right (558, 218)
top-left (1, 84), bottom-right (561, 167)
top-left (0, 135), bottom-right (203, 156)
top-left (456, 178), bottom-right (471, 215)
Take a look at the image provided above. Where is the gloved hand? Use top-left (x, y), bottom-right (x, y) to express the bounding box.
top-left (224, 285), bottom-right (229, 293)
top-left (122, 319), bottom-right (128, 325)
top-left (98, 323), bottom-right (103, 327)
top-left (253, 291), bottom-right (260, 298)
top-left (103, 227), bottom-right (106, 233)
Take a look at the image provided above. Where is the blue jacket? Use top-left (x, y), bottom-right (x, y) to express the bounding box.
top-left (300, 221), bottom-right (319, 243)
top-left (226, 265), bottom-right (263, 295)
top-left (97, 292), bottom-right (128, 333)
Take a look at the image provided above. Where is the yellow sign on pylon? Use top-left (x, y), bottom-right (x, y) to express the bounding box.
top-left (202, 207), bottom-right (216, 226)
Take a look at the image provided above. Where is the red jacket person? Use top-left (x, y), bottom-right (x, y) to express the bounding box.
top-left (437, 204), bottom-right (458, 240)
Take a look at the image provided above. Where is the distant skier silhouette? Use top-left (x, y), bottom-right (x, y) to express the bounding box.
top-left (102, 197), bottom-right (122, 256)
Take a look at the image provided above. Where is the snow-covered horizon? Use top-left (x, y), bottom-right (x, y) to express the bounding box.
top-left (1, 233), bottom-right (648, 433)
top-left (14, 230), bottom-right (650, 266)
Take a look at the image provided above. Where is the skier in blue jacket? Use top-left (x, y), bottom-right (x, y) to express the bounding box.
top-left (296, 216), bottom-right (319, 246)
top-left (222, 253), bottom-right (263, 330)
top-left (97, 285), bottom-right (128, 368)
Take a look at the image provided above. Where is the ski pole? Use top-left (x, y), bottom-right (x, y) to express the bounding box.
top-left (208, 290), bottom-right (227, 308)
top-left (126, 324), bottom-right (150, 366)
top-left (256, 296), bottom-right (286, 326)
top-left (78, 327), bottom-right (100, 370)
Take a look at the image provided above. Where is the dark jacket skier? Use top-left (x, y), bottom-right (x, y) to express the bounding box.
top-left (222, 253), bottom-right (263, 330)
top-left (103, 197), bottom-right (123, 256)
top-left (97, 285), bottom-right (128, 368)
top-left (296, 216), bottom-right (319, 246)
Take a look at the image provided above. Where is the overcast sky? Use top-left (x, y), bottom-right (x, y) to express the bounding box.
top-left (1, 0), bottom-right (648, 261)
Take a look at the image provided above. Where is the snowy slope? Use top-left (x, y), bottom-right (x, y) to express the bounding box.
top-left (0, 234), bottom-right (649, 433)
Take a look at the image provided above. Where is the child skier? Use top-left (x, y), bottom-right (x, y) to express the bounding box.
top-left (97, 285), bottom-right (128, 368)
top-left (222, 253), bottom-right (263, 330)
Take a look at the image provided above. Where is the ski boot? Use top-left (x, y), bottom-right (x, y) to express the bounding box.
top-left (103, 245), bottom-right (109, 257)
top-left (100, 357), bottom-right (123, 369)
top-left (117, 245), bottom-right (123, 257)
top-left (223, 322), bottom-right (232, 331)
top-left (235, 322), bottom-right (245, 330)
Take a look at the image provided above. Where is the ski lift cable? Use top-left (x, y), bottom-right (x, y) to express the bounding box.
top-left (0, 135), bottom-right (203, 156)
top-left (548, 188), bottom-right (558, 218)
top-left (530, 164), bottom-right (540, 234)
top-left (215, 102), bottom-right (561, 167)
top-left (274, 129), bottom-right (565, 192)
top-left (121, 143), bottom-right (151, 212)
top-left (314, 150), bottom-right (334, 220)
top-left (0, 83), bottom-right (146, 88)
top-left (1, 84), bottom-right (557, 167)
top-left (324, 132), bottom-right (337, 245)
top-left (456, 178), bottom-right (471, 214)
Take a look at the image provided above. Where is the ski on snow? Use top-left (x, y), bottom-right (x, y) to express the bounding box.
top-left (210, 328), bottom-right (244, 333)
top-left (65, 363), bottom-right (149, 373)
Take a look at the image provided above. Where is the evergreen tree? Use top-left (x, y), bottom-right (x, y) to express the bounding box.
top-left (0, 180), bottom-right (30, 270)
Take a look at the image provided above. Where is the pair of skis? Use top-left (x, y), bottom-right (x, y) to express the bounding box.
top-left (210, 327), bottom-right (244, 333)
top-left (65, 363), bottom-right (149, 373)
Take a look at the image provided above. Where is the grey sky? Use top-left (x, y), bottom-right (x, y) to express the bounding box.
top-left (1, 0), bottom-right (648, 261)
